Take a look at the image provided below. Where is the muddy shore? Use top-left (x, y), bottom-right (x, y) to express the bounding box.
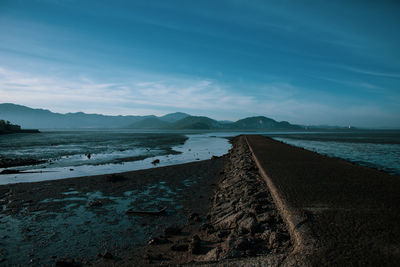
top-left (0, 136), bottom-right (293, 266)
top-left (0, 158), bottom-right (225, 265)
top-left (2, 134), bottom-right (398, 266)
top-left (135, 136), bottom-right (292, 266)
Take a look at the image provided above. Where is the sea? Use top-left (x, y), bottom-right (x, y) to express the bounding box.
top-left (0, 129), bottom-right (399, 184)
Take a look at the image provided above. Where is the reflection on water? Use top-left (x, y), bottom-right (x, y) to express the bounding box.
top-left (0, 132), bottom-right (232, 184)
top-left (1, 130), bottom-right (399, 184)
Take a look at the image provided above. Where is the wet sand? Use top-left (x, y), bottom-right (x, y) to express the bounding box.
top-left (0, 136), bottom-right (293, 266)
top-left (1, 135), bottom-right (399, 266)
top-left (0, 159), bottom-right (225, 265)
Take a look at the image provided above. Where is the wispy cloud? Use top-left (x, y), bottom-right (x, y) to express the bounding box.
top-left (0, 67), bottom-right (255, 116)
top-left (310, 75), bottom-right (383, 93)
top-left (338, 65), bottom-right (400, 79)
top-left (1, 66), bottom-right (398, 127)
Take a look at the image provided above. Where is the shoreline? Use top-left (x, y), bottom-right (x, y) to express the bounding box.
top-left (0, 135), bottom-right (399, 265)
top-left (0, 132), bottom-right (231, 185)
top-left (0, 136), bottom-right (293, 266)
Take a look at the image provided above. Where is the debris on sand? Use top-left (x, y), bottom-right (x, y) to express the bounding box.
top-left (125, 206), bottom-right (167, 215)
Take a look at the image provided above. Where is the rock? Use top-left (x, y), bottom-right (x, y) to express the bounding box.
top-left (152, 159), bottom-right (160, 165)
top-left (148, 236), bottom-right (171, 245)
top-left (144, 253), bottom-right (165, 261)
top-left (226, 249), bottom-right (241, 259)
top-left (190, 235), bottom-right (201, 254)
top-left (218, 211), bottom-right (244, 228)
top-left (55, 258), bottom-right (82, 267)
top-left (202, 247), bottom-right (221, 261)
top-left (238, 216), bottom-right (259, 234)
top-left (234, 237), bottom-right (252, 251)
top-left (164, 226), bottom-right (182, 236)
top-left (102, 251), bottom-right (113, 259)
top-left (269, 232), bottom-right (278, 248)
top-left (201, 223), bottom-right (213, 231)
top-left (88, 199), bottom-right (102, 207)
top-left (171, 244), bottom-right (189, 251)
top-left (217, 230), bottom-right (230, 239)
top-left (188, 212), bottom-right (202, 223)
top-left (258, 214), bottom-right (274, 224)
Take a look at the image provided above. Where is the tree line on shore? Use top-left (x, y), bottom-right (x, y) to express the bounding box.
top-left (0, 120), bottom-right (21, 132)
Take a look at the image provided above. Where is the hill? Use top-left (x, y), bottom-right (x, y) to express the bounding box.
top-left (230, 116), bottom-right (302, 130)
top-left (128, 117), bottom-right (170, 129)
top-left (0, 103), bottom-right (303, 130)
top-left (0, 103), bottom-right (146, 129)
top-left (169, 116), bottom-right (223, 129)
top-left (159, 112), bottom-right (190, 123)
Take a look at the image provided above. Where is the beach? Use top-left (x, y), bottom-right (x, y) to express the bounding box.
top-left (0, 135), bottom-right (399, 266)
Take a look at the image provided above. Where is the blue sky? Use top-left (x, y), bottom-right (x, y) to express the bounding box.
top-left (0, 0), bottom-right (399, 127)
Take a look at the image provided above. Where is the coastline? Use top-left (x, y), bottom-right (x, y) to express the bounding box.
top-left (0, 135), bottom-right (399, 265)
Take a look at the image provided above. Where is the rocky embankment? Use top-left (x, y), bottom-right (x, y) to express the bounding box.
top-left (140, 136), bottom-right (292, 265)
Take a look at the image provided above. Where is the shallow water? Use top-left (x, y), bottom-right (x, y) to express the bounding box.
top-left (0, 181), bottom-right (194, 265)
top-left (271, 131), bottom-right (400, 175)
top-left (1, 130), bottom-right (399, 184)
top-left (0, 131), bottom-right (232, 184)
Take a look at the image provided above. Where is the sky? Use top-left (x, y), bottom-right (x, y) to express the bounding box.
top-left (0, 0), bottom-right (399, 128)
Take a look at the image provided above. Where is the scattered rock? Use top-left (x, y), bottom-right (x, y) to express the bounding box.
top-left (189, 235), bottom-right (201, 254)
top-left (202, 246), bottom-right (221, 261)
top-left (188, 212), bottom-right (202, 223)
top-left (148, 237), bottom-right (171, 245)
top-left (217, 230), bottom-right (230, 239)
top-left (88, 199), bottom-right (102, 207)
top-left (164, 225), bottom-right (182, 236)
top-left (144, 253), bottom-right (167, 262)
top-left (171, 243), bottom-right (189, 251)
top-left (55, 258), bottom-right (82, 267)
top-left (238, 216), bottom-right (259, 234)
top-left (102, 251), bottom-right (114, 259)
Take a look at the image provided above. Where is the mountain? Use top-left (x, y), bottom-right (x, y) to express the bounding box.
top-left (0, 103), bottom-right (302, 130)
top-left (128, 117), bottom-right (170, 129)
top-left (159, 112), bottom-right (190, 123)
top-left (169, 116), bottom-right (223, 129)
top-left (230, 116), bottom-right (302, 130)
top-left (0, 103), bottom-right (147, 128)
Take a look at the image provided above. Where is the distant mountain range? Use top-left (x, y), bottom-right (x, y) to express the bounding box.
top-left (0, 103), bottom-right (303, 130)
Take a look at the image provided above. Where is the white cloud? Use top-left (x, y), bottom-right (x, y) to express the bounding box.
top-left (0, 66), bottom-right (398, 127)
top-left (0, 66), bottom-right (255, 115)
